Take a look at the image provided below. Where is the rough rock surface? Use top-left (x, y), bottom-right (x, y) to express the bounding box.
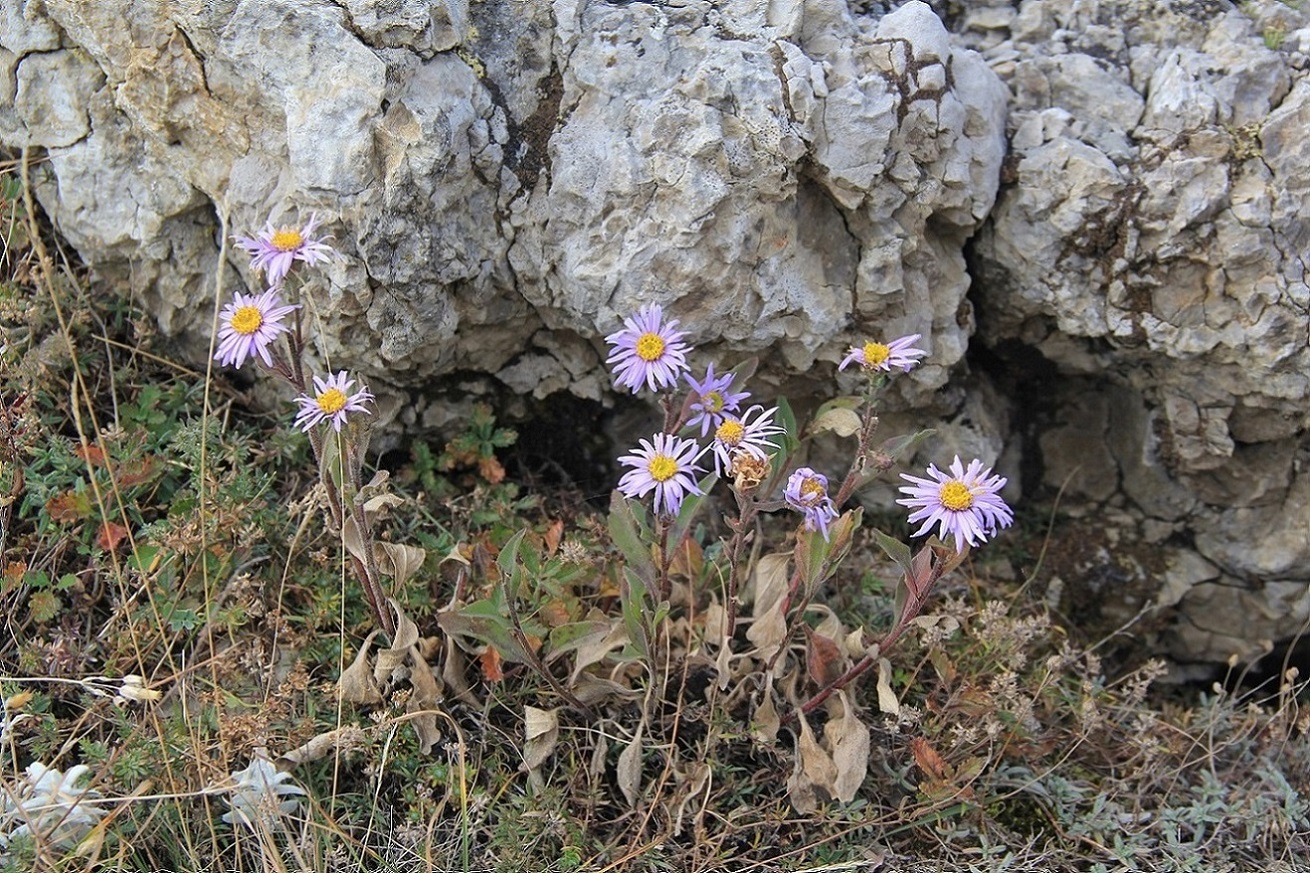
top-left (3, 0), bottom-right (1308, 669)
top-left (1, 0), bottom-right (1006, 423)
top-left (960, 0), bottom-right (1310, 668)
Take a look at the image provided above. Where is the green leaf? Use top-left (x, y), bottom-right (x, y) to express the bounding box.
top-left (608, 491), bottom-right (656, 590)
top-left (794, 525), bottom-right (830, 590)
top-left (438, 599), bottom-right (532, 662)
top-left (774, 396), bottom-right (800, 454)
top-left (618, 566), bottom-right (651, 661)
top-left (128, 546), bottom-right (160, 574)
top-left (497, 528), bottom-right (530, 591)
top-left (666, 472), bottom-right (716, 563)
top-left (872, 528), bottom-right (914, 579)
top-left (879, 428), bottom-right (936, 461)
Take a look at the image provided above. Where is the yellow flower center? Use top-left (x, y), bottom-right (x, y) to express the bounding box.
top-left (229, 305), bottom-right (264, 336)
top-left (316, 388), bottom-right (348, 415)
top-left (862, 341), bottom-right (891, 366)
top-left (939, 481), bottom-right (974, 511)
top-left (799, 477), bottom-right (825, 505)
top-left (715, 420), bottom-right (744, 446)
top-left (270, 228), bottom-right (304, 252)
top-left (635, 332), bottom-right (666, 362)
top-left (647, 454), bottom-right (677, 482)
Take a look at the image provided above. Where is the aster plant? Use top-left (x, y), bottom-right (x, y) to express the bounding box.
top-left (617, 432), bottom-right (706, 518)
top-left (214, 289), bottom-right (298, 369)
top-left (685, 363), bottom-right (750, 436)
top-left (235, 213), bottom-right (335, 289)
top-left (600, 304), bottom-right (1017, 740)
top-left (215, 212), bottom-right (395, 639)
top-left (605, 303), bottom-right (691, 394)
top-left (838, 333), bottom-right (927, 373)
top-left (708, 405), bottom-right (784, 477)
top-left (293, 370), bottom-right (375, 433)
top-left (899, 455), bottom-right (1014, 552)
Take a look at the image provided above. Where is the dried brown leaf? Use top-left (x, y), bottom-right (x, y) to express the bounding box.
top-left (571, 673), bottom-right (641, 705)
top-left (617, 718), bottom-right (644, 807)
top-left (786, 709), bottom-right (836, 813)
top-left (752, 685), bottom-right (780, 745)
top-left (388, 599), bottom-right (421, 650)
top-left (746, 604), bottom-right (788, 664)
top-left (338, 630), bottom-right (383, 705)
top-left (828, 691), bottom-right (871, 802)
top-left (479, 645), bottom-right (504, 681)
top-left (442, 636), bottom-right (479, 705)
top-left (375, 542), bottom-right (427, 586)
top-left (748, 552), bottom-right (790, 616)
top-left (543, 519), bottom-right (564, 556)
top-left (876, 656), bottom-right (900, 716)
top-left (406, 648), bottom-right (443, 754)
top-left (522, 706), bottom-right (559, 771)
top-left (568, 621), bottom-right (629, 684)
top-left (341, 514), bottom-right (368, 565)
top-left (810, 406), bottom-right (863, 438)
top-left (361, 491), bottom-right (404, 516)
top-left (909, 736), bottom-right (950, 782)
top-left (804, 625), bottom-right (846, 688)
top-left (672, 761), bottom-right (711, 836)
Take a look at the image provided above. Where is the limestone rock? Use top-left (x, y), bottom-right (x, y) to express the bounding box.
top-left (968, 0), bottom-right (1310, 667)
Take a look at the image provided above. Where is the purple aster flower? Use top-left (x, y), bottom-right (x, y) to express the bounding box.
top-left (605, 304), bottom-right (691, 393)
top-left (838, 334), bottom-right (926, 373)
top-left (784, 467), bottom-right (840, 541)
top-left (235, 214), bottom-right (335, 288)
top-left (685, 363), bottom-right (750, 437)
top-left (293, 371), bottom-right (374, 432)
top-left (617, 432), bottom-right (705, 517)
top-left (897, 455), bottom-right (1014, 553)
top-left (214, 289), bottom-right (299, 369)
top-left (709, 405), bottom-right (784, 476)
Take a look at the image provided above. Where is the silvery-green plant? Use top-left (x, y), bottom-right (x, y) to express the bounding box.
top-left (0, 762), bottom-right (104, 853)
top-left (221, 756), bottom-right (307, 828)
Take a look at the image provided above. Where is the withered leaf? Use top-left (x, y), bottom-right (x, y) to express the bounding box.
top-left (804, 625), bottom-right (846, 688)
top-left (339, 630), bottom-right (383, 705)
top-left (406, 648), bottom-right (443, 755)
top-left (617, 718), bottom-right (645, 807)
top-left (341, 514), bottom-right (368, 566)
top-left (747, 552), bottom-right (790, 615)
top-left (876, 656), bottom-right (900, 716)
top-left (828, 691), bottom-right (871, 803)
top-left (809, 405), bottom-right (863, 438)
top-left (909, 736), bottom-right (950, 782)
top-left (752, 684), bottom-right (780, 745)
top-left (522, 706), bottom-right (559, 771)
top-left (388, 598), bottom-right (421, 650)
top-left (745, 553), bottom-right (791, 662)
top-left (563, 620), bottom-right (628, 684)
top-left (479, 645), bottom-right (504, 682)
top-left (786, 709), bottom-right (836, 813)
top-left (543, 518), bottom-right (564, 556)
top-left (672, 761), bottom-right (711, 836)
top-left (441, 636), bottom-right (479, 705)
top-left (97, 521), bottom-right (130, 551)
top-left (375, 542), bottom-right (427, 587)
top-left (45, 491), bottom-right (92, 522)
top-left (361, 490), bottom-right (403, 516)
